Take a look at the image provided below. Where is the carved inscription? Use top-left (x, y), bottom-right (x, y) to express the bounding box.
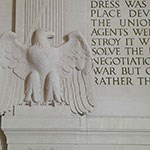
top-left (90, 0), bottom-right (150, 86)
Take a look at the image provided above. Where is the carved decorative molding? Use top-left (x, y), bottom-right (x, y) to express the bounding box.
top-left (16, 0), bottom-right (63, 46)
top-left (2, 113), bottom-right (150, 150)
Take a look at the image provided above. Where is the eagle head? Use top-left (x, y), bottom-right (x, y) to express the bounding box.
top-left (32, 29), bottom-right (55, 45)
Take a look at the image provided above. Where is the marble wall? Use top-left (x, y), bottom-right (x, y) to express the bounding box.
top-left (1, 0), bottom-right (150, 150)
top-left (0, 1), bottom-right (13, 149)
top-left (0, 0), bottom-right (13, 34)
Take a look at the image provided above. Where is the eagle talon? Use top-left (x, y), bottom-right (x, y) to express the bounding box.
top-left (22, 99), bottom-right (32, 106)
top-left (27, 102), bottom-right (31, 106)
top-left (36, 101), bottom-right (41, 106)
top-left (47, 100), bottom-right (54, 106)
top-left (40, 102), bottom-right (46, 106)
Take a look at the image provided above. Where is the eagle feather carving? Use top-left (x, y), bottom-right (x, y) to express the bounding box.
top-left (0, 29), bottom-right (94, 116)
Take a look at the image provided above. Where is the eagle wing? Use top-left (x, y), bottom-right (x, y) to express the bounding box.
top-left (0, 32), bottom-right (30, 115)
top-left (56, 31), bottom-right (94, 115)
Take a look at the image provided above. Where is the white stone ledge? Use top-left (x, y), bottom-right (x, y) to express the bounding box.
top-left (2, 106), bottom-right (150, 146)
top-left (8, 144), bottom-right (150, 150)
top-left (87, 117), bottom-right (150, 131)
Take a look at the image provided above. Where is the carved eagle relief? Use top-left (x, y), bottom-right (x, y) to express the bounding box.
top-left (0, 29), bottom-right (94, 116)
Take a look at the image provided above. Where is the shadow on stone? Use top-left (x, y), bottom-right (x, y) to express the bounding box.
top-left (0, 117), bottom-right (7, 150)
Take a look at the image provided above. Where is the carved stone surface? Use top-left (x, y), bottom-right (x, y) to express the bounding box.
top-left (16, 0), bottom-right (63, 46)
top-left (1, 0), bottom-right (150, 150)
top-left (13, 0), bottom-right (150, 118)
top-left (0, 29), bottom-right (94, 116)
top-left (2, 106), bottom-right (150, 150)
top-left (0, 0), bottom-right (13, 34)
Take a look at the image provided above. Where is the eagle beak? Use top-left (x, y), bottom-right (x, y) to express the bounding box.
top-left (48, 35), bottom-right (54, 39)
top-left (47, 31), bottom-right (55, 39)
